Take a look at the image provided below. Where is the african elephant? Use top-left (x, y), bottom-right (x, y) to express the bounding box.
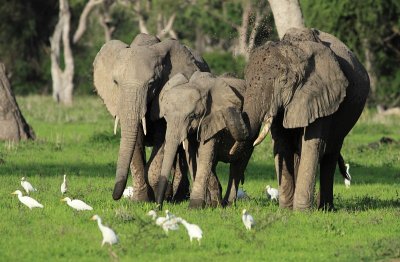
top-left (232, 28), bottom-right (369, 211)
top-left (151, 71), bottom-right (249, 209)
top-left (93, 33), bottom-right (209, 202)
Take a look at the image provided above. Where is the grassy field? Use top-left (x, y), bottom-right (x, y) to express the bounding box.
top-left (0, 95), bottom-right (399, 261)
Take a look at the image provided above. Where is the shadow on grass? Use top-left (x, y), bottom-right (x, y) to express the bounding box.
top-left (335, 194), bottom-right (400, 211)
top-left (0, 162), bottom-right (116, 177)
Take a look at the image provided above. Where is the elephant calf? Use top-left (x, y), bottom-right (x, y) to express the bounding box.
top-left (151, 71), bottom-right (251, 209)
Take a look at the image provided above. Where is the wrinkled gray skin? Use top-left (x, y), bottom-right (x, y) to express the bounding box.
top-left (151, 72), bottom-right (249, 209)
top-left (240, 28), bottom-right (369, 211)
top-left (93, 34), bottom-right (209, 202)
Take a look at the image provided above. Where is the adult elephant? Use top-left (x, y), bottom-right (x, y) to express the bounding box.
top-left (151, 71), bottom-right (249, 209)
top-left (93, 33), bottom-right (209, 202)
top-left (232, 28), bottom-right (369, 211)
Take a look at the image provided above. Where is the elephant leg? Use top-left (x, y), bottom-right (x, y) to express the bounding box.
top-left (293, 124), bottom-right (325, 211)
top-left (205, 164), bottom-right (222, 208)
top-left (317, 152), bottom-right (339, 211)
top-left (275, 151), bottom-right (299, 209)
top-left (129, 128), bottom-right (151, 201)
top-left (189, 139), bottom-right (215, 209)
top-left (171, 146), bottom-right (190, 202)
top-left (129, 144), bottom-right (149, 201)
top-left (271, 122), bottom-right (301, 209)
top-left (223, 150), bottom-right (252, 207)
top-left (146, 142), bottom-right (163, 201)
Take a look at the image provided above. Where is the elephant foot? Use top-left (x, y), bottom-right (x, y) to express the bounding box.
top-left (318, 202), bottom-right (336, 212)
top-left (293, 202), bottom-right (313, 211)
top-left (279, 198), bottom-right (293, 209)
top-left (188, 199), bottom-right (205, 209)
top-left (129, 184), bottom-right (150, 202)
top-left (222, 199), bottom-right (234, 208)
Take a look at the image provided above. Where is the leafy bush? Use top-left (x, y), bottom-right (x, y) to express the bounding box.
top-left (203, 51), bottom-right (246, 78)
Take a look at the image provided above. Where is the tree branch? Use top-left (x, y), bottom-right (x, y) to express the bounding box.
top-left (73, 0), bottom-right (104, 44)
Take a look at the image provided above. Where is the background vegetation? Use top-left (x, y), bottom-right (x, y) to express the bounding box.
top-left (0, 0), bottom-right (399, 105)
top-left (0, 96), bottom-right (399, 261)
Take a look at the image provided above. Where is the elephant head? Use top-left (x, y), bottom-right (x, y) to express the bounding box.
top-left (240, 29), bottom-right (348, 147)
top-left (93, 34), bottom-right (209, 200)
top-left (151, 71), bottom-right (248, 207)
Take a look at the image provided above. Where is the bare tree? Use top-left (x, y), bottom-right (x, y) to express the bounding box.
top-left (0, 63), bottom-right (35, 141)
top-left (268, 0), bottom-right (304, 39)
top-left (50, 0), bottom-right (74, 105)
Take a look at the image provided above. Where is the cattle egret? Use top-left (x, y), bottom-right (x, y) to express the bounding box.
top-left (91, 215), bottom-right (118, 246)
top-left (344, 164), bottom-right (351, 188)
top-left (61, 174), bottom-right (67, 195)
top-left (237, 188), bottom-right (248, 200)
top-left (21, 177), bottom-right (37, 195)
top-left (123, 186), bottom-right (134, 198)
top-left (266, 185), bottom-right (279, 201)
top-left (11, 190), bottom-right (43, 209)
top-left (162, 210), bottom-right (180, 233)
top-left (180, 219), bottom-right (203, 244)
top-left (147, 210), bottom-right (167, 226)
top-left (242, 209), bottom-right (255, 230)
top-left (61, 197), bottom-right (93, 211)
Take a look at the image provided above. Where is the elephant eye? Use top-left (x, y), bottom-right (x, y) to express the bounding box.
top-left (113, 79), bottom-right (118, 85)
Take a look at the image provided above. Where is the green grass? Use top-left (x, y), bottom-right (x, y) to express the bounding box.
top-left (1, 95), bottom-right (399, 261)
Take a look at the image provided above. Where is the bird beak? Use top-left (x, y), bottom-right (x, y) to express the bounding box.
top-left (11, 191), bottom-right (17, 195)
top-left (90, 216), bottom-right (96, 220)
top-left (60, 198), bottom-right (66, 202)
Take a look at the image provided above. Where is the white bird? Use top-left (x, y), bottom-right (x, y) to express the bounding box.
top-left (147, 210), bottom-right (167, 226)
top-left (21, 177), bottom-right (37, 195)
top-left (237, 188), bottom-right (248, 200)
top-left (344, 163), bottom-right (351, 188)
top-left (122, 186), bottom-right (134, 198)
top-left (242, 209), bottom-right (255, 230)
top-left (61, 174), bottom-right (68, 195)
top-left (266, 185), bottom-right (279, 201)
top-left (180, 219), bottom-right (203, 244)
top-left (61, 197), bottom-right (93, 211)
top-left (11, 190), bottom-right (43, 209)
top-left (162, 210), bottom-right (180, 233)
top-left (91, 215), bottom-right (118, 246)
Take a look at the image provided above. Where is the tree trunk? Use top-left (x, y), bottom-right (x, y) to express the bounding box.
top-left (362, 38), bottom-right (377, 96)
top-left (0, 63), bottom-right (35, 141)
top-left (235, 2), bottom-right (251, 59)
top-left (50, 0), bottom-right (74, 105)
top-left (268, 0), bottom-right (305, 39)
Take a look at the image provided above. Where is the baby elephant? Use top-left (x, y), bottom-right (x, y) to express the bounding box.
top-left (151, 71), bottom-right (249, 209)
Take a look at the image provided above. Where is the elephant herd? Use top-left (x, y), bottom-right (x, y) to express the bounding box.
top-left (93, 28), bottom-right (369, 211)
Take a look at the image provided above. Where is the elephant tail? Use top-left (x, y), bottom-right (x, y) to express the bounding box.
top-left (338, 154), bottom-right (351, 181)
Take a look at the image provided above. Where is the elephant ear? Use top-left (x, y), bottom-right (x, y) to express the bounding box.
top-left (199, 78), bottom-right (243, 142)
top-left (150, 73), bottom-right (189, 121)
top-left (282, 41), bottom-right (348, 128)
top-left (93, 40), bottom-right (129, 117)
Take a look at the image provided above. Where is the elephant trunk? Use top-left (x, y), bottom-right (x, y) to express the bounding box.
top-left (242, 95), bottom-right (267, 142)
top-left (224, 107), bottom-right (249, 141)
top-left (156, 127), bottom-right (181, 208)
top-left (113, 82), bottom-right (147, 200)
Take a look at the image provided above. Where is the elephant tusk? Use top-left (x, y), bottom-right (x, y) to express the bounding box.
top-left (142, 117), bottom-right (147, 136)
top-left (229, 141), bottom-right (240, 155)
top-left (114, 116), bottom-right (119, 135)
top-left (253, 117), bottom-right (273, 147)
top-left (182, 139), bottom-right (188, 151)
